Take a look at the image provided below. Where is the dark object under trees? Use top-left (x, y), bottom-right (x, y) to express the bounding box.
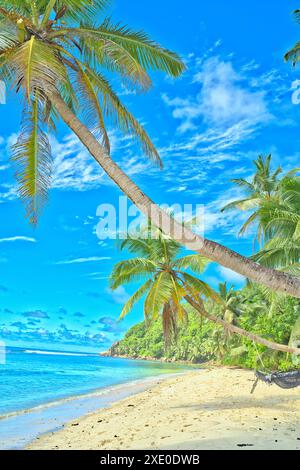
top-left (255, 369), bottom-right (300, 388)
top-left (251, 369), bottom-right (300, 393)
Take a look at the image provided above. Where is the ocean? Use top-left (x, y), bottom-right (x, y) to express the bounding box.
top-left (0, 347), bottom-right (191, 449)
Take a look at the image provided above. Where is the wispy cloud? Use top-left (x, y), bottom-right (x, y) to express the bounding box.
top-left (218, 266), bottom-right (246, 284)
top-left (55, 256), bottom-right (111, 265)
top-left (162, 55), bottom-right (271, 136)
top-left (0, 236), bottom-right (36, 243)
top-left (105, 286), bottom-right (130, 305)
top-left (22, 310), bottom-right (49, 319)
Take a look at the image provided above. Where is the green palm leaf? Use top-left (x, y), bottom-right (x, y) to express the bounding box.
top-left (182, 272), bottom-right (221, 303)
top-left (81, 67), bottom-right (162, 165)
top-left (173, 254), bottom-right (209, 274)
top-left (52, 19), bottom-right (185, 78)
top-left (222, 197), bottom-right (261, 212)
top-left (75, 60), bottom-right (110, 153)
top-left (110, 258), bottom-right (157, 289)
top-left (11, 98), bottom-right (52, 225)
top-left (144, 272), bottom-right (173, 319)
top-left (119, 279), bottom-right (153, 319)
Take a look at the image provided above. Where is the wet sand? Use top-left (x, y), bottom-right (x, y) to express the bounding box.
top-left (28, 368), bottom-right (300, 450)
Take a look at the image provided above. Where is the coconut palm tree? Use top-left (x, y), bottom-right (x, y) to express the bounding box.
top-left (1, 1), bottom-right (300, 297)
top-left (110, 233), bottom-right (218, 344)
top-left (221, 155), bottom-right (283, 242)
top-left (217, 282), bottom-right (242, 323)
top-left (252, 176), bottom-right (300, 272)
top-left (110, 231), bottom-right (300, 354)
top-left (285, 9), bottom-right (300, 64)
top-left (225, 160), bottom-right (300, 322)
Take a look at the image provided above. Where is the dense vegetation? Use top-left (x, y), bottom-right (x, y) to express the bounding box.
top-left (110, 284), bottom-right (300, 371)
top-left (109, 155), bottom-right (300, 371)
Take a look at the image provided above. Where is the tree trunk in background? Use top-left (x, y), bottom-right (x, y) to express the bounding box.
top-left (50, 91), bottom-right (300, 299)
top-left (185, 295), bottom-right (300, 355)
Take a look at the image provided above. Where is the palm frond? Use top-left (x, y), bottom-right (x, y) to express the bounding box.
top-left (221, 197), bottom-right (260, 212)
top-left (238, 211), bottom-right (260, 237)
top-left (230, 178), bottom-right (254, 192)
top-left (119, 279), bottom-right (153, 319)
top-left (0, 20), bottom-right (18, 51)
top-left (75, 60), bottom-right (110, 153)
top-left (54, 19), bottom-right (185, 78)
top-left (173, 254), bottom-right (209, 274)
top-left (40, 0), bottom-right (111, 23)
top-left (79, 67), bottom-right (162, 166)
top-left (11, 97), bottom-right (52, 225)
top-left (110, 257), bottom-right (157, 289)
top-left (182, 272), bottom-right (221, 303)
top-left (144, 272), bottom-right (173, 319)
top-left (119, 237), bottom-right (153, 257)
top-left (9, 37), bottom-right (68, 100)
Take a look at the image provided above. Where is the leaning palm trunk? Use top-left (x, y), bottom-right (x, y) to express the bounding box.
top-left (185, 295), bottom-right (300, 356)
top-left (50, 91), bottom-right (300, 299)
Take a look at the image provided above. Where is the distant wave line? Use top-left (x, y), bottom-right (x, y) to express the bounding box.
top-left (24, 350), bottom-right (95, 357)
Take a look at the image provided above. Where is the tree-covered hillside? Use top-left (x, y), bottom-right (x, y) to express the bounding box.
top-left (109, 284), bottom-right (300, 371)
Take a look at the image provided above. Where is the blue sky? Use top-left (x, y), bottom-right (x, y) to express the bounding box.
top-left (1, 0), bottom-right (300, 352)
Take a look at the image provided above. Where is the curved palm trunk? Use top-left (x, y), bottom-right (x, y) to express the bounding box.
top-left (185, 295), bottom-right (300, 356)
top-left (50, 91), bottom-right (300, 299)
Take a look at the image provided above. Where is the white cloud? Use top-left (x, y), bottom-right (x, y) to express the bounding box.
top-left (51, 134), bottom-right (107, 191)
top-left (0, 236), bottom-right (36, 243)
top-left (56, 256), bottom-right (111, 265)
top-left (163, 56), bottom-right (271, 135)
top-left (107, 286), bottom-right (130, 305)
top-left (218, 266), bottom-right (246, 284)
top-left (193, 57), bottom-right (270, 124)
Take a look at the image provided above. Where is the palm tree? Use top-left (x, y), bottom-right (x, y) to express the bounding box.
top-left (110, 233), bottom-right (218, 344)
top-left (1, 1), bottom-right (300, 297)
top-left (224, 159), bottom-right (300, 325)
top-left (253, 175), bottom-right (300, 273)
top-left (110, 231), bottom-right (300, 354)
top-left (217, 282), bottom-right (240, 324)
top-left (223, 156), bottom-right (300, 273)
top-left (221, 155), bottom-right (283, 242)
top-left (285, 9), bottom-right (300, 64)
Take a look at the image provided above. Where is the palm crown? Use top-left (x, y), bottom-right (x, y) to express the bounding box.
top-left (285, 9), bottom-right (300, 64)
top-left (221, 154), bottom-right (297, 243)
top-left (110, 231), bottom-right (220, 344)
top-left (0, 0), bottom-right (185, 224)
top-left (253, 175), bottom-right (300, 273)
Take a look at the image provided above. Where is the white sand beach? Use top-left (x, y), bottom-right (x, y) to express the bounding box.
top-left (28, 367), bottom-right (300, 450)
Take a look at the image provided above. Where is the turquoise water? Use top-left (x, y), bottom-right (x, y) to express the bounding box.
top-left (0, 347), bottom-right (189, 416)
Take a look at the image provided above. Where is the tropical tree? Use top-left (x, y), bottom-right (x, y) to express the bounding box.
top-left (222, 155), bottom-right (300, 273)
top-left (110, 231), bottom-right (300, 354)
top-left (217, 282), bottom-right (240, 324)
top-left (253, 175), bottom-right (300, 273)
top-left (221, 154), bottom-right (285, 243)
top-left (110, 233), bottom-right (218, 344)
top-left (285, 9), bottom-right (300, 64)
top-left (223, 157), bottom-right (300, 331)
top-left (1, 1), bottom-right (300, 297)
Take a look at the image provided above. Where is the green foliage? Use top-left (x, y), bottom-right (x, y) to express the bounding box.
top-left (110, 230), bottom-right (219, 345)
top-left (112, 284), bottom-right (300, 370)
top-left (111, 310), bottom-right (215, 363)
top-left (0, 0), bottom-right (185, 223)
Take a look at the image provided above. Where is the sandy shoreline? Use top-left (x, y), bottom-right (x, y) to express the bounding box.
top-left (1, 374), bottom-right (181, 450)
top-left (27, 367), bottom-right (300, 450)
